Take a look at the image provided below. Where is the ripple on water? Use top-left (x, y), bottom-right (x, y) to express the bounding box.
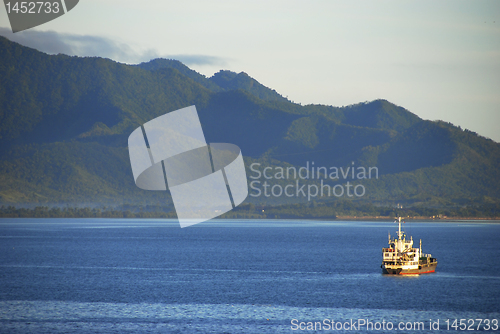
top-left (0, 301), bottom-right (498, 334)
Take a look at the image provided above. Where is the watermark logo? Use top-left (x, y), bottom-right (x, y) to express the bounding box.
top-left (249, 161), bottom-right (378, 201)
top-left (3, 0), bottom-right (79, 33)
top-left (128, 106), bottom-right (248, 228)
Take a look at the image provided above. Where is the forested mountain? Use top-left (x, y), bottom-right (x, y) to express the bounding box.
top-left (1, 36), bottom-right (499, 208)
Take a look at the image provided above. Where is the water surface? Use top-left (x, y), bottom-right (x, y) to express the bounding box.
top-left (0, 219), bottom-right (498, 333)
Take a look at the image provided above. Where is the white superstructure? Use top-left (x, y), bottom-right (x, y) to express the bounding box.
top-left (381, 217), bottom-right (437, 275)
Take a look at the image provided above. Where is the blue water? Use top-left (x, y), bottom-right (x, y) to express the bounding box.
top-left (0, 219), bottom-right (498, 333)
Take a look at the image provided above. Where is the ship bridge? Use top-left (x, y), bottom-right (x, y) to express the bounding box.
top-left (381, 217), bottom-right (436, 274)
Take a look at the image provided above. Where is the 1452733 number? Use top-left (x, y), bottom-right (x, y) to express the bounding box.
top-left (5, 2), bottom-right (61, 14)
top-left (445, 319), bottom-right (499, 331)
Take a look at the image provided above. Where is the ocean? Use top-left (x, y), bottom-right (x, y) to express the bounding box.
top-left (0, 218), bottom-right (498, 333)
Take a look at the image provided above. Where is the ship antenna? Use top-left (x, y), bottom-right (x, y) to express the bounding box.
top-left (398, 216), bottom-right (402, 240)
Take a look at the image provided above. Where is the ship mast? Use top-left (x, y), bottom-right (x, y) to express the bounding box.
top-left (394, 217), bottom-right (405, 252)
top-left (397, 216), bottom-right (403, 240)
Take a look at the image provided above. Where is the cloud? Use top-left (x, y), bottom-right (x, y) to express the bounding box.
top-left (0, 27), bottom-right (227, 66)
top-left (168, 54), bottom-right (227, 67)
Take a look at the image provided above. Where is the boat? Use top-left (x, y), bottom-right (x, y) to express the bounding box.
top-left (381, 217), bottom-right (437, 275)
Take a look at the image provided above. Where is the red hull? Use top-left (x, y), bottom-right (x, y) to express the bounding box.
top-left (382, 261), bottom-right (437, 275)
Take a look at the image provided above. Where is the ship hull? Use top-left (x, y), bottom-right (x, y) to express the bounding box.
top-left (382, 262), bottom-right (437, 275)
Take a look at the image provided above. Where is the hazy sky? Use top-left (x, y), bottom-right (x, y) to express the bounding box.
top-left (1, 0), bottom-right (499, 142)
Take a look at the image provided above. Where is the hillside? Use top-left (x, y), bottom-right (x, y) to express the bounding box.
top-left (136, 59), bottom-right (289, 102)
top-left (0, 36), bottom-right (499, 209)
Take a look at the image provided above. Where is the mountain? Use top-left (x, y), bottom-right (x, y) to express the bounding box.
top-left (135, 59), bottom-right (221, 92)
top-left (0, 36), bottom-right (499, 209)
top-left (136, 59), bottom-right (289, 102)
top-left (209, 70), bottom-right (288, 102)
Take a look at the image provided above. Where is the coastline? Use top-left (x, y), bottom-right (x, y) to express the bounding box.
top-left (334, 216), bottom-right (500, 221)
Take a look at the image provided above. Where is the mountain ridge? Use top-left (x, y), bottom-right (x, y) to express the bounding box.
top-left (0, 36), bottom-right (499, 208)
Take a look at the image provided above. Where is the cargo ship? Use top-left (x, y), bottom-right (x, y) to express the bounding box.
top-left (381, 217), bottom-right (437, 275)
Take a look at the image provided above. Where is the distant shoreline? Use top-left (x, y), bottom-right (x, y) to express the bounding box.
top-left (1, 204), bottom-right (499, 220)
top-left (334, 216), bottom-right (500, 221)
top-left (1, 215), bottom-right (499, 222)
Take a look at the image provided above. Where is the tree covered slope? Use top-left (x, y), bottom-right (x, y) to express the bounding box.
top-left (0, 36), bottom-right (499, 207)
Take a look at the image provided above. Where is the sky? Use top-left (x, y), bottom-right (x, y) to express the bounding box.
top-left (1, 0), bottom-right (499, 142)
